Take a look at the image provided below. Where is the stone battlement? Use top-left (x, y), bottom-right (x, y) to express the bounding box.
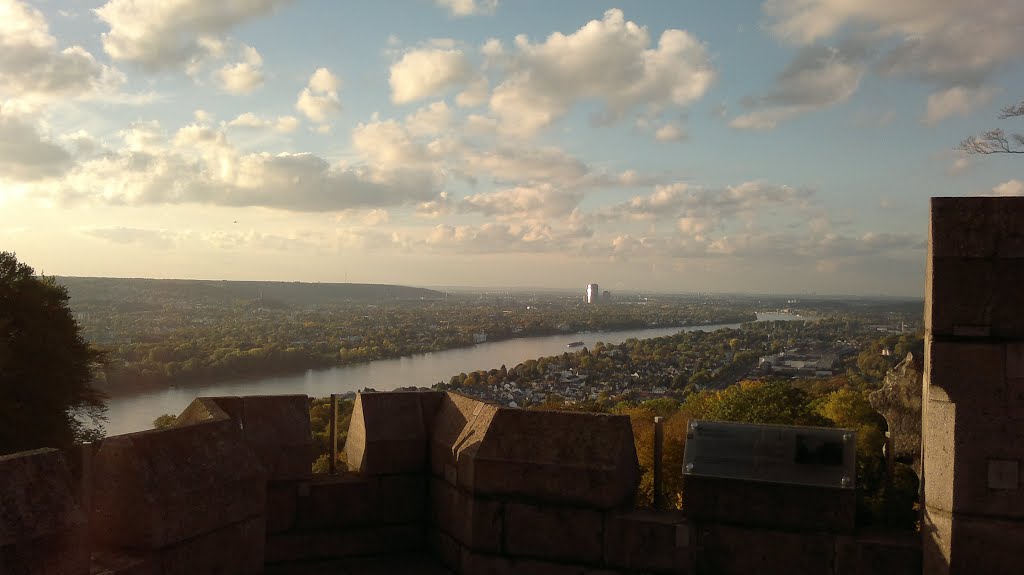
top-left (1, 390), bottom-right (918, 575)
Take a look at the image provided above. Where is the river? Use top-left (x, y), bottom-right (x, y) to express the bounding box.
top-left (103, 312), bottom-right (804, 435)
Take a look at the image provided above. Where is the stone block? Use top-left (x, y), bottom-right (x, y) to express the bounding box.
top-left (683, 475), bottom-right (856, 534)
top-left (429, 393), bottom-right (500, 480)
top-left (173, 397), bottom-right (232, 427)
top-left (503, 502), bottom-right (603, 564)
top-left (694, 523), bottom-right (836, 575)
top-left (460, 550), bottom-right (617, 575)
top-left (930, 197), bottom-right (1024, 259)
top-left (835, 533), bottom-right (921, 575)
top-left (90, 418), bottom-right (266, 549)
top-left (0, 448), bottom-right (89, 575)
top-left (926, 340), bottom-right (1006, 411)
top-left (922, 399), bottom-right (957, 514)
top-left (346, 392), bottom-right (443, 475)
top-left (267, 482), bottom-right (298, 534)
top-left (603, 509), bottom-right (691, 573)
top-left (924, 506), bottom-right (1024, 575)
top-left (151, 516), bottom-right (265, 575)
top-left (90, 551), bottom-right (158, 575)
top-left (927, 257), bottom-right (1024, 339)
top-left (430, 478), bottom-right (502, 553)
top-left (436, 396), bottom-right (639, 509)
top-left (265, 523), bottom-right (424, 563)
top-left (211, 395), bottom-right (314, 481)
top-left (296, 473), bottom-right (426, 529)
top-left (428, 528), bottom-right (463, 572)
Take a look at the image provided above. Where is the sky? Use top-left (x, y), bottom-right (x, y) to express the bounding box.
top-left (1, 0), bottom-right (1022, 297)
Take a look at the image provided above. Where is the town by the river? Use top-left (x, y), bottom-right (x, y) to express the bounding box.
top-left (104, 312), bottom-right (801, 435)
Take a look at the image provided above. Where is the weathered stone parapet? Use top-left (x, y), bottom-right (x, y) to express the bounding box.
top-left (603, 509), bottom-right (691, 574)
top-left (430, 393), bottom-right (639, 509)
top-left (89, 414), bottom-right (266, 574)
top-left (0, 448), bottom-right (90, 575)
top-left (683, 475), bottom-right (856, 534)
top-left (211, 395), bottom-right (314, 481)
top-left (346, 390), bottom-right (444, 476)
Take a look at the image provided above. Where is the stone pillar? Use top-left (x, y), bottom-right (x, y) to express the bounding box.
top-left (923, 197), bottom-right (1024, 574)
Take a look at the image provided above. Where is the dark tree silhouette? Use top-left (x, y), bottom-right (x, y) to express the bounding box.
top-left (957, 99), bottom-right (1024, 155)
top-left (0, 252), bottom-right (107, 454)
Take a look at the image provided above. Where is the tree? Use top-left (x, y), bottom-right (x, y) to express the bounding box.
top-left (153, 413), bottom-right (178, 429)
top-left (0, 252), bottom-right (107, 454)
top-left (957, 98), bottom-right (1024, 155)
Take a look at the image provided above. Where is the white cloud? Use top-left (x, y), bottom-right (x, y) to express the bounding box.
top-left (94, 0), bottom-right (290, 70)
top-left (226, 112), bottom-right (299, 133)
top-left (654, 123), bottom-right (685, 142)
top-left (487, 9), bottom-right (715, 136)
top-left (296, 68), bottom-right (341, 123)
top-left (37, 119), bottom-right (438, 212)
top-left (215, 45), bottom-right (265, 94)
top-left (924, 85), bottom-right (997, 125)
top-left (0, 106), bottom-right (72, 181)
top-left (731, 42), bottom-right (866, 129)
top-left (762, 0), bottom-right (1024, 123)
top-left (460, 184), bottom-right (583, 220)
top-left (435, 0), bottom-right (498, 17)
top-left (0, 0), bottom-right (122, 100)
top-left (389, 46), bottom-right (475, 104)
top-left (990, 180), bottom-right (1024, 197)
top-left (351, 118), bottom-right (434, 170)
top-left (405, 101), bottom-right (453, 135)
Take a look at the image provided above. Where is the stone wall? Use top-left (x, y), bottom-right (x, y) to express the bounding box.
top-left (923, 197), bottom-right (1024, 575)
top-left (0, 388), bottom-right (937, 574)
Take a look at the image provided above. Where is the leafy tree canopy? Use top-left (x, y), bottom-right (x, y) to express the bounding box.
top-left (0, 252), bottom-right (106, 454)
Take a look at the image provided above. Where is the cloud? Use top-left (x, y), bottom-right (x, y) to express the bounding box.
top-left (654, 123), bottom-right (685, 142)
top-left (227, 112), bottom-right (299, 133)
top-left (94, 0), bottom-right (290, 70)
top-left (608, 181), bottom-right (814, 224)
top-left (0, 106), bottom-right (72, 181)
top-left (0, 0), bottom-right (122, 100)
top-left (762, 0), bottom-right (1024, 123)
top-left (731, 42), bottom-right (867, 129)
top-left (389, 46), bottom-right (475, 104)
top-left (990, 180), bottom-right (1024, 197)
top-left (215, 45), bottom-right (264, 94)
top-left (405, 101), bottom-right (453, 135)
top-left (462, 145), bottom-right (588, 185)
top-left (38, 119), bottom-right (438, 212)
top-left (460, 184), bottom-right (584, 220)
top-left (487, 9), bottom-right (715, 136)
top-left (435, 0), bottom-right (498, 17)
top-left (296, 68), bottom-right (341, 123)
top-left (924, 85), bottom-right (997, 125)
top-left (81, 226), bottom-right (181, 249)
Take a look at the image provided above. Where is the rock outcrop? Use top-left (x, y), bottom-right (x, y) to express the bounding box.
top-left (870, 352), bottom-right (923, 474)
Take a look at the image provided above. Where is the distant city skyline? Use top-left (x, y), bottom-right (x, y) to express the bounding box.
top-left (1, 0), bottom-right (1023, 297)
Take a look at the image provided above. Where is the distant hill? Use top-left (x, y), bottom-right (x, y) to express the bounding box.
top-left (56, 277), bottom-right (443, 308)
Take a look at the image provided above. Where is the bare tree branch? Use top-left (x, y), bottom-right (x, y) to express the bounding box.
top-left (957, 99), bottom-right (1024, 154)
top-left (998, 99), bottom-right (1024, 119)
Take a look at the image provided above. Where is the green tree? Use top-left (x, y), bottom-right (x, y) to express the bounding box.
top-left (0, 252), bottom-right (107, 454)
top-left (153, 413), bottom-right (178, 429)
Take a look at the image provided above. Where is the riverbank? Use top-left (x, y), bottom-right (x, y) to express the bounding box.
top-left (97, 315), bottom-right (758, 399)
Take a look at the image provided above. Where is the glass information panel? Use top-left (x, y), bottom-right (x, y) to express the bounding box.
top-left (682, 420), bottom-right (856, 489)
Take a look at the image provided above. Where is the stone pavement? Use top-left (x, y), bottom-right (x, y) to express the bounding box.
top-left (265, 554), bottom-right (453, 575)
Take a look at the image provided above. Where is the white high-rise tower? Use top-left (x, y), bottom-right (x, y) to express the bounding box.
top-left (586, 283), bottom-right (599, 304)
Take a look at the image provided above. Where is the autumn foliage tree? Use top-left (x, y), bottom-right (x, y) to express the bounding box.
top-left (0, 252), bottom-right (107, 454)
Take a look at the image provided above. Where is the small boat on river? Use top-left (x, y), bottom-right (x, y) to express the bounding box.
top-left (566, 341), bottom-right (584, 348)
